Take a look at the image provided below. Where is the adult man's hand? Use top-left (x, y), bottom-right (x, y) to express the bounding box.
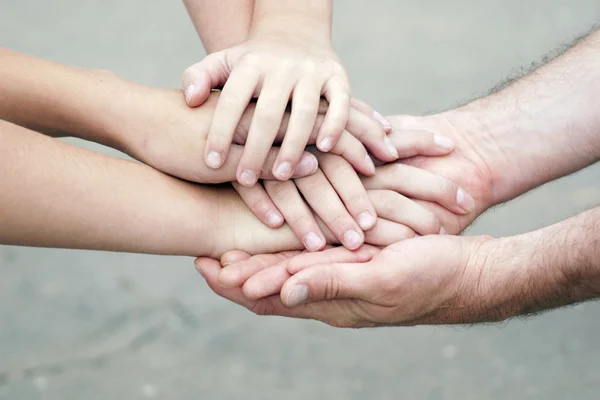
top-left (195, 234), bottom-right (514, 328)
top-left (383, 111), bottom-right (499, 234)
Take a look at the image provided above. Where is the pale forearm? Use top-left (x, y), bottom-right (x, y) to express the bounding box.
top-left (250, 0), bottom-right (332, 42)
top-left (0, 120), bottom-right (219, 256)
top-left (0, 48), bottom-right (126, 148)
top-left (478, 206), bottom-right (600, 320)
top-left (458, 29), bottom-right (600, 204)
top-left (183, 0), bottom-right (254, 53)
top-left (0, 120), bottom-right (307, 257)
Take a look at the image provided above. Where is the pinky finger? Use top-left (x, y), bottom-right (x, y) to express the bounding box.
top-left (317, 76), bottom-right (351, 152)
top-left (233, 182), bottom-right (285, 228)
top-left (350, 98), bottom-right (392, 133)
top-left (329, 132), bottom-right (376, 176)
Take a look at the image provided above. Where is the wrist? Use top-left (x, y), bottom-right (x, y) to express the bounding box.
top-left (250, 1), bottom-right (332, 44)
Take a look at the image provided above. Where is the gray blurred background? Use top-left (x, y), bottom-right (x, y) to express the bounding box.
top-left (2, 1), bottom-right (600, 399)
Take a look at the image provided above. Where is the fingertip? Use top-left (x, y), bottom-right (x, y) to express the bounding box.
top-left (205, 150), bottom-right (224, 169)
top-left (292, 153), bottom-right (318, 177)
top-left (433, 135), bottom-right (455, 153)
top-left (265, 211), bottom-right (284, 228)
top-left (217, 266), bottom-right (243, 288)
top-left (358, 211), bottom-right (376, 231)
top-left (318, 137), bottom-right (334, 152)
top-left (220, 250), bottom-right (252, 266)
top-left (343, 229), bottom-right (364, 250)
top-left (373, 111), bottom-right (392, 133)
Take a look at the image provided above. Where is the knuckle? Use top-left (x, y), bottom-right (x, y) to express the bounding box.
top-left (292, 100), bottom-right (317, 116)
top-left (325, 60), bottom-right (346, 76)
top-left (256, 107), bottom-right (282, 125)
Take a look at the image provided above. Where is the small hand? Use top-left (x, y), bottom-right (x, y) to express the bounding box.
top-left (182, 37), bottom-right (397, 186)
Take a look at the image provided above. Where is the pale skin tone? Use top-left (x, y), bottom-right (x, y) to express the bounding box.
top-left (182, 0), bottom-right (398, 189)
top-left (0, 48), bottom-right (469, 256)
top-left (197, 28), bottom-right (600, 327)
top-left (182, 0), bottom-right (457, 248)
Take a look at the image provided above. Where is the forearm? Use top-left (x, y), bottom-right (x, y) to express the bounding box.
top-left (250, 0), bottom-right (332, 42)
top-left (0, 48), bottom-right (127, 148)
top-left (477, 206), bottom-right (600, 320)
top-left (183, 0), bottom-right (254, 53)
top-left (458, 29), bottom-right (600, 204)
top-left (0, 120), bottom-right (305, 257)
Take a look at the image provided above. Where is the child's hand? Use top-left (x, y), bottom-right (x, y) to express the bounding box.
top-left (234, 150), bottom-right (374, 252)
top-left (182, 37), bottom-right (398, 187)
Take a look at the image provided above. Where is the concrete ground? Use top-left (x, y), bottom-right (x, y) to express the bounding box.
top-left (2, 1), bottom-right (600, 399)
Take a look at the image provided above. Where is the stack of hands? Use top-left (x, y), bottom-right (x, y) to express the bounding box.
top-left (3, 1), bottom-right (600, 329)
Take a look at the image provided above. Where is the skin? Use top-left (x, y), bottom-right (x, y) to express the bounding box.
top-left (182, 0), bottom-right (397, 187)
top-left (197, 28), bottom-right (600, 328)
top-left (0, 49), bottom-right (463, 256)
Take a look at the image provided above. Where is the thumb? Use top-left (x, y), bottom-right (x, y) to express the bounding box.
top-left (182, 52), bottom-right (230, 107)
top-left (280, 262), bottom-right (373, 307)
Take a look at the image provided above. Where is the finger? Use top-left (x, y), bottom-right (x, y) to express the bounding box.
top-left (264, 180), bottom-right (326, 252)
top-left (182, 52), bottom-right (229, 107)
top-left (242, 261), bottom-right (292, 300)
top-left (317, 76), bottom-right (351, 152)
top-left (219, 251), bottom-right (298, 288)
top-left (368, 190), bottom-right (443, 235)
top-left (317, 154), bottom-right (377, 230)
top-left (286, 245), bottom-right (379, 274)
top-left (220, 250), bottom-right (252, 266)
top-left (388, 128), bottom-right (455, 158)
top-left (362, 163), bottom-right (476, 214)
top-left (350, 98), bottom-right (392, 133)
top-left (346, 107), bottom-right (399, 161)
top-left (363, 218), bottom-right (416, 247)
top-left (273, 79), bottom-right (321, 180)
top-left (281, 262), bottom-right (372, 307)
top-left (236, 78), bottom-right (294, 187)
top-left (295, 169), bottom-right (364, 250)
top-left (233, 182), bottom-right (284, 228)
top-left (197, 257), bottom-right (369, 327)
top-left (329, 132), bottom-right (375, 176)
top-left (196, 256), bottom-right (270, 311)
top-left (205, 64), bottom-right (260, 169)
top-left (204, 145), bottom-right (317, 183)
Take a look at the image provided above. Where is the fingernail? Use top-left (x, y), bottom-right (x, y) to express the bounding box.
top-left (439, 226), bottom-right (446, 235)
top-left (434, 135), bottom-right (455, 151)
top-left (266, 211), bottom-right (283, 227)
top-left (344, 229), bottom-right (362, 249)
top-left (384, 136), bottom-right (399, 159)
top-left (206, 151), bottom-right (222, 169)
top-left (304, 232), bottom-right (324, 252)
top-left (294, 154), bottom-right (318, 176)
top-left (239, 170), bottom-right (258, 187)
top-left (274, 162), bottom-right (292, 180)
top-left (319, 137), bottom-right (334, 152)
top-left (457, 188), bottom-right (475, 213)
top-left (358, 212), bottom-right (374, 230)
top-left (373, 111), bottom-right (392, 132)
top-left (365, 153), bottom-right (376, 174)
top-left (286, 284), bottom-right (310, 307)
top-left (184, 82), bottom-right (195, 105)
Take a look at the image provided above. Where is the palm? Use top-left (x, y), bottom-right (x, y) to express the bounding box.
top-left (387, 112), bottom-right (495, 234)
